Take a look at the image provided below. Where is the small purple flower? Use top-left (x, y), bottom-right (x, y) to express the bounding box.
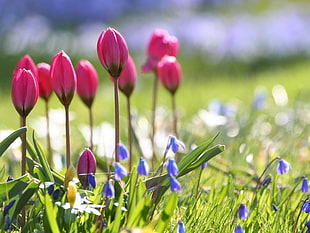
top-left (167, 158), bottom-right (179, 177)
top-left (234, 225), bottom-right (244, 233)
top-left (302, 200), bottom-right (310, 213)
top-left (3, 200), bottom-right (16, 216)
top-left (103, 181), bottom-right (115, 198)
top-left (177, 220), bottom-right (186, 233)
top-left (276, 159), bottom-right (291, 175)
top-left (169, 176), bottom-right (181, 192)
top-left (4, 215), bottom-right (12, 231)
top-left (261, 176), bottom-right (272, 187)
top-left (201, 161), bottom-right (208, 170)
top-left (7, 176), bottom-right (14, 182)
top-left (118, 144), bottom-right (129, 160)
top-left (87, 174), bottom-right (96, 188)
top-left (114, 162), bottom-right (128, 180)
top-left (138, 158), bottom-right (150, 176)
top-left (48, 184), bottom-right (55, 195)
top-left (52, 189), bottom-right (60, 200)
top-left (238, 203), bottom-right (250, 219)
top-left (306, 220), bottom-right (310, 232)
top-left (302, 177), bottom-right (309, 193)
top-left (272, 204), bottom-right (278, 211)
top-left (165, 135), bottom-right (185, 154)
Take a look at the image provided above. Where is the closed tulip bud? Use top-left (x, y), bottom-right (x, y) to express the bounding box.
top-left (37, 62), bottom-right (53, 100)
top-left (117, 55), bottom-right (136, 97)
top-left (14, 54), bottom-right (38, 79)
top-left (50, 50), bottom-right (77, 106)
top-left (12, 68), bottom-right (39, 117)
top-left (157, 56), bottom-right (182, 95)
top-left (76, 60), bottom-right (99, 108)
top-left (77, 148), bottom-right (96, 189)
top-left (97, 27), bottom-right (128, 78)
top-left (67, 181), bottom-right (77, 208)
top-left (142, 29), bottom-right (179, 73)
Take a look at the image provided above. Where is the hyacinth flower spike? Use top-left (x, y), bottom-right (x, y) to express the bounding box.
top-left (50, 50), bottom-right (77, 169)
top-left (97, 27), bottom-right (128, 163)
top-left (117, 55), bottom-right (137, 171)
top-left (142, 30), bottom-right (179, 168)
top-left (37, 62), bottom-right (53, 166)
top-left (76, 59), bottom-right (99, 150)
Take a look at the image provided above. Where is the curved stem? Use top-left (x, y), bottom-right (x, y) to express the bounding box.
top-left (151, 73), bottom-right (159, 169)
top-left (127, 96), bottom-right (133, 171)
top-left (89, 106), bottom-right (94, 151)
top-left (114, 78), bottom-right (120, 163)
top-left (45, 99), bottom-right (53, 168)
top-left (65, 105), bottom-right (71, 168)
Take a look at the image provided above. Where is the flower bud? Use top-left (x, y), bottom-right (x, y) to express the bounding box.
top-left (64, 163), bottom-right (76, 188)
top-left (117, 144), bottom-right (129, 160)
top-left (142, 29), bottom-right (179, 73)
top-left (37, 62), bottom-right (53, 100)
top-left (114, 162), bottom-right (128, 181)
top-left (67, 181), bottom-right (77, 208)
top-left (117, 55), bottom-right (136, 97)
top-left (138, 158), bottom-right (150, 176)
top-left (177, 220), bottom-right (186, 233)
top-left (167, 158), bottom-right (178, 177)
top-left (77, 148), bottom-right (97, 189)
top-left (169, 176), bottom-right (181, 192)
top-left (14, 54), bottom-right (38, 79)
top-left (97, 27), bottom-right (128, 78)
top-left (103, 180), bottom-right (115, 198)
top-left (302, 177), bottom-right (309, 193)
top-left (50, 50), bottom-right (77, 106)
top-left (76, 59), bottom-right (99, 108)
top-left (238, 204), bottom-right (250, 219)
top-left (12, 68), bottom-right (39, 117)
top-left (157, 56), bottom-right (182, 95)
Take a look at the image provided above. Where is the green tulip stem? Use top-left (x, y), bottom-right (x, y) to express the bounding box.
top-left (127, 96), bottom-right (133, 171)
top-left (65, 104), bottom-right (71, 168)
top-left (45, 99), bottom-right (53, 168)
top-left (114, 78), bottom-right (120, 163)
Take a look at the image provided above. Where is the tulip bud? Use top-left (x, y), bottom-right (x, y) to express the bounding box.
top-left (14, 54), bottom-right (38, 79)
top-left (97, 27), bottom-right (129, 78)
top-left (67, 181), bottom-right (77, 208)
top-left (37, 62), bottom-right (53, 101)
top-left (76, 60), bottom-right (99, 108)
top-left (157, 56), bottom-right (182, 95)
top-left (50, 50), bottom-right (77, 106)
top-left (117, 55), bottom-right (137, 97)
top-left (77, 148), bottom-right (97, 189)
top-left (142, 29), bottom-right (179, 73)
top-left (12, 69), bottom-right (39, 118)
top-left (64, 163), bottom-right (76, 188)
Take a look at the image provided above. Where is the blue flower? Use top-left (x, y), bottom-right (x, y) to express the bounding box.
top-left (3, 200), bottom-right (16, 216)
top-left (302, 201), bottom-right (310, 213)
top-left (276, 159), bottom-right (291, 175)
top-left (165, 136), bottom-right (185, 154)
top-left (103, 181), bottom-right (115, 198)
top-left (52, 189), bottom-right (60, 200)
top-left (272, 204), bottom-right (279, 211)
top-left (7, 176), bottom-right (14, 182)
top-left (306, 220), bottom-right (310, 233)
top-left (118, 144), bottom-right (129, 160)
top-left (87, 174), bottom-right (96, 188)
top-left (4, 215), bottom-right (12, 231)
top-left (302, 177), bottom-right (309, 193)
top-left (167, 158), bottom-right (179, 177)
top-left (48, 184), bottom-right (55, 195)
top-left (201, 161), bottom-right (208, 170)
top-left (261, 176), bottom-right (272, 187)
top-left (138, 158), bottom-right (150, 176)
top-left (114, 162), bottom-right (128, 180)
top-left (177, 220), bottom-right (186, 233)
top-left (234, 225), bottom-right (244, 233)
top-left (170, 176), bottom-right (181, 192)
top-left (238, 203), bottom-right (250, 219)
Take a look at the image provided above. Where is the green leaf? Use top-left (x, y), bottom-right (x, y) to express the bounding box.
top-left (127, 194), bottom-right (152, 227)
top-left (0, 174), bottom-right (31, 202)
top-left (155, 192), bottom-right (178, 233)
top-left (111, 190), bottom-right (124, 233)
top-left (45, 193), bottom-right (61, 233)
top-left (0, 127), bottom-right (27, 157)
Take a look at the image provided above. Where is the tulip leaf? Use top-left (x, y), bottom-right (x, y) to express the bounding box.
top-left (0, 127), bottom-right (26, 157)
top-left (45, 193), bottom-right (61, 233)
top-left (111, 190), bottom-right (124, 232)
top-left (0, 174), bottom-right (31, 202)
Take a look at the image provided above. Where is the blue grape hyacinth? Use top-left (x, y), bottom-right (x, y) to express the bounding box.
top-left (276, 159), bottom-right (291, 175)
top-left (167, 158), bottom-right (179, 177)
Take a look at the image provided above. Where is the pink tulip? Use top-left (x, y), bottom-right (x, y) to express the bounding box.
top-left (77, 148), bottom-right (97, 188)
top-left (117, 55), bottom-right (137, 97)
top-left (142, 29), bottom-right (179, 73)
top-left (14, 54), bottom-right (38, 79)
top-left (50, 50), bottom-right (77, 106)
top-left (37, 62), bottom-right (53, 101)
top-left (97, 27), bottom-right (129, 78)
top-left (12, 68), bottom-right (39, 117)
top-left (157, 56), bottom-right (182, 95)
top-left (76, 60), bottom-right (99, 108)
